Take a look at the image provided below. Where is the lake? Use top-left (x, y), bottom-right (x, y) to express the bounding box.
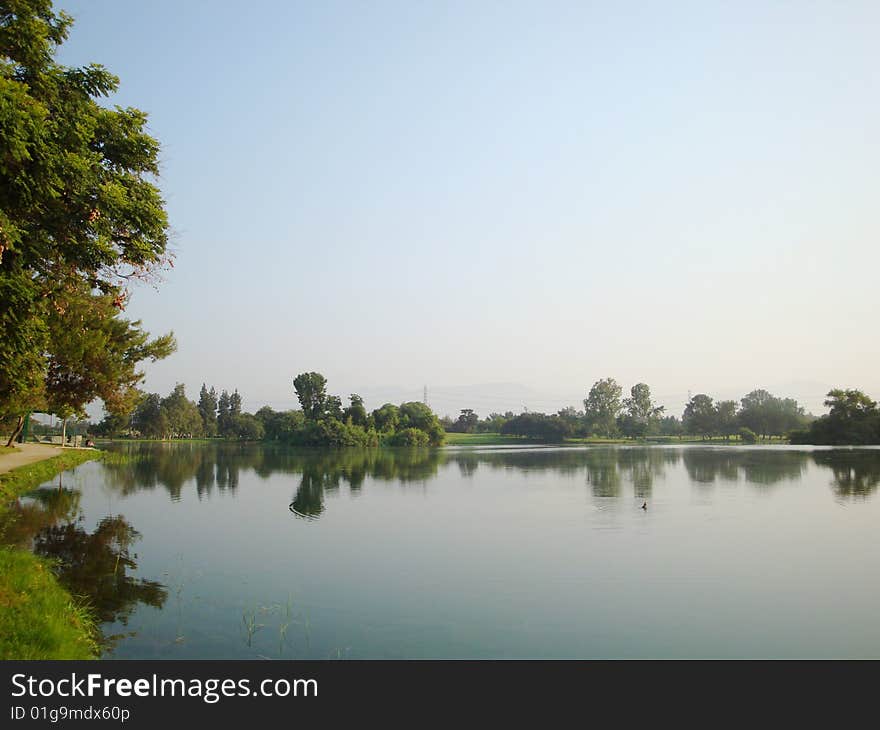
top-left (7, 443), bottom-right (880, 658)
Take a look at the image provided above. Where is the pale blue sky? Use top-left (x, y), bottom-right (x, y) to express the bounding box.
top-left (56, 1), bottom-right (880, 418)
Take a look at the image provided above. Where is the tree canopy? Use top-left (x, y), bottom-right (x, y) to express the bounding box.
top-left (584, 378), bottom-right (623, 437)
top-left (289, 372), bottom-right (444, 446)
top-left (293, 372), bottom-right (328, 421)
top-left (1, 0), bottom-right (174, 443)
top-left (790, 389), bottom-right (880, 445)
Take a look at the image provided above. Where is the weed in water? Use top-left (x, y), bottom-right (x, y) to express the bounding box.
top-left (242, 608), bottom-right (263, 647)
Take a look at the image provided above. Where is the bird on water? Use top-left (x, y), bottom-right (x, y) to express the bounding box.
top-left (641, 501), bottom-right (647, 510)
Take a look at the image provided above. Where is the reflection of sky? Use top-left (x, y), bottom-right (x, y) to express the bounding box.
top-left (46, 446), bottom-right (880, 659)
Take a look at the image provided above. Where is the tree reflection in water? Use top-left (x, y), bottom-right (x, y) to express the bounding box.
top-left (288, 448), bottom-right (444, 519)
top-left (1, 477), bottom-right (167, 652)
top-left (682, 449), bottom-right (809, 487)
top-left (813, 450), bottom-right (880, 499)
top-left (93, 442), bottom-right (880, 521)
top-left (34, 516), bottom-right (167, 626)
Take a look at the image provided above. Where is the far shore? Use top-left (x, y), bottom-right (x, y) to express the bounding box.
top-left (76, 433), bottom-right (792, 447)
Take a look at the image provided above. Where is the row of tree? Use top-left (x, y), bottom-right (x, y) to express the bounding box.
top-left (94, 384), bottom-right (263, 441)
top-left (445, 379), bottom-right (814, 442)
top-left (95, 372), bottom-right (447, 447)
top-left (95, 377), bottom-right (877, 446)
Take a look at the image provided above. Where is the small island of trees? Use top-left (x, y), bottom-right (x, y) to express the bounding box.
top-left (94, 372), bottom-right (445, 447)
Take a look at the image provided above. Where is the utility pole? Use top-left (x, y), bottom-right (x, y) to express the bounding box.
top-left (423, 385), bottom-right (428, 406)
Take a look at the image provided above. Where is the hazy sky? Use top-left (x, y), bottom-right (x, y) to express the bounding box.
top-left (56, 1), bottom-right (879, 418)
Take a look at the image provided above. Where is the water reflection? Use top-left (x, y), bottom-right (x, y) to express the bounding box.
top-left (94, 443), bottom-right (880, 517)
top-left (813, 450), bottom-right (880, 499)
top-left (288, 449), bottom-right (445, 519)
top-left (682, 449), bottom-right (809, 487)
top-left (34, 516), bottom-right (167, 626)
top-left (4, 443), bottom-right (880, 659)
top-left (0, 477), bottom-right (167, 650)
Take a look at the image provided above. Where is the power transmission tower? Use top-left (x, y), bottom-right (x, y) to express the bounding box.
top-left (423, 385), bottom-right (428, 406)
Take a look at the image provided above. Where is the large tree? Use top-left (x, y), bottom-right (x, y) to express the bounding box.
top-left (198, 384), bottom-right (218, 436)
top-left (738, 389), bottom-right (775, 439)
top-left (714, 400), bottom-right (738, 440)
top-left (43, 282), bottom-right (174, 415)
top-left (229, 389), bottom-right (242, 416)
top-left (739, 389), bottom-right (806, 439)
top-left (293, 372), bottom-right (328, 421)
top-left (397, 401), bottom-right (445, 445)
top-left (454, 408), bottom-right (479, 433)
top-left (584, 378), bottom-right (623, 437)
top-left (620, 382), bottom-right (664, 438)
top-left (160, 383), bottom-right (202, 438)
top-left (791, 389), bottom-right (880, 445)
top-left (372, 403), bottom-right (399, 432)
top-left (683, 394), bottom-right (716, 438)
top-left (1, 0), bottom-right (174, 441)
top-left (217, 390), bottom-right (231, 436)
top-left (131, 392), bottom-right (166, 439)
top-left (343, 394), bottom-right (367, 427)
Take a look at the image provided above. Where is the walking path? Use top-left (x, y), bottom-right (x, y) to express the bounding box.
top-left (0, 443), bottom-right (64, 474)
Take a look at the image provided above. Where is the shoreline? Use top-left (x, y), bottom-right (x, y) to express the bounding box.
top-left (0, 448), bottom-right (103, 660)
top-left (0, 442), bottom-right (64, 475)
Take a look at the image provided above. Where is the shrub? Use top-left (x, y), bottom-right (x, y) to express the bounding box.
top-left (500, 413), bottom-right (571, 442)
top-left (738, 427), bottom-right (758, 444)
top-left (385, 428), bottom-right (430, 446)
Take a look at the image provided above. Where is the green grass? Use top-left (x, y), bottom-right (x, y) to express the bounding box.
top-left (0, 446), bottom-right (19, 455)
top-left (0, 449), bottom-right (102, 660)
top-left (443, 432), bottom-right (546, 446)
top-left (0, 548), bottom-right (98, 659)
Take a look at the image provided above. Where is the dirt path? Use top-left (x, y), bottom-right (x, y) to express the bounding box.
top-left (0, 443), bottom-right (64, 474)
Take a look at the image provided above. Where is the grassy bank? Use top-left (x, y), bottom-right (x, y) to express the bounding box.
top-left (0, 448), bottom-right (101, 499)
top-left (0, 548), bottom-right (98, 659)
top-left (0, 448), bottom-right (102, 660)
top-left (443, 432), bottom-right (545, 446)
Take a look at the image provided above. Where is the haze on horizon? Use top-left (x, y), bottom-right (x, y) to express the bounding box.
top-left (56, 1), bottom-right (879, 420)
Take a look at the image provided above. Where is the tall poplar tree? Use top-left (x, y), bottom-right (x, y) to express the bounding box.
top-left (217, 390), bottom-right (231, 437)
top-left (198, 384), bottom-right (218, 436)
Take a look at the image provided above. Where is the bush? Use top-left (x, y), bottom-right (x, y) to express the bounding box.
top-left (738, 427), bottom-right (758, 444)
top-left (500, 413), bottom-right (570, 442)
top-left (385, 428), bottom-right (430, 446)
top-left (397, 402), bottom-right (445, 445)
top-left (290, 420), bottom-right (379, 447)
top-left (787, 429), bottom-right (810, 444)
top-left (231, 413), bottom-right (265, 440)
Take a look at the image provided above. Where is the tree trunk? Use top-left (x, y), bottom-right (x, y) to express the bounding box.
top-left (61, 417), bottom-right (67, 447)
top-left (5, 415), bottom-right (25, 447)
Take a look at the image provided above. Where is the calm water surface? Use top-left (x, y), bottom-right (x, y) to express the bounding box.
top-left (6, 443), bottom-right (880, 658)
